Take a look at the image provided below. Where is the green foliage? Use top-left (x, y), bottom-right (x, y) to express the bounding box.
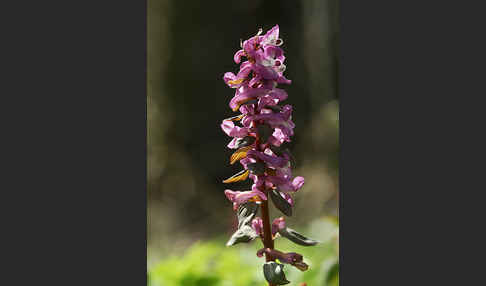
top-left (148, 217), bottom-right (339, 286)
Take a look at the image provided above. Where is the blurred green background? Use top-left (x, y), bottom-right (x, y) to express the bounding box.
top-left (148, 0), bottom-right (339, 285)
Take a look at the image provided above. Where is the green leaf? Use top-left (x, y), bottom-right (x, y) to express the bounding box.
top-left (247, 162), bottom-right (265, 175)
top-left (263, 262), bottom-right (290, 285)
top-left (278, 227), bottom-right (319, 246)
top-left (326, 262), bottom-right (339, 285)
top-left (234, 136), bottom-right (256, 149)
top-left (269, 190), bottom-right (292, 216)
top-left (237, 202), bottom-right (258, 229)
top-left (226, 225), bottom-right (258, 246)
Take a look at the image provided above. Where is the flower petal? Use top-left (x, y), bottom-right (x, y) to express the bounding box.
top-left (234, 49), bottom-right (246, 64)
top-left (247, 150), bottom-right (288, 168)
top-left (291, 176), bottom-right (305, 191)
top-left (221, 120), bottom-right (249, 138)
top-left (260, 25), bottom-right (280, 47)
top-left (251, 217), bottom-right (263, 236)
top-left (271, 217), bottom-right (286, 236)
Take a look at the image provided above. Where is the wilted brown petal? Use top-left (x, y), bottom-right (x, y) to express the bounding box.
top-left (222, 169), bottom-right (249, 183)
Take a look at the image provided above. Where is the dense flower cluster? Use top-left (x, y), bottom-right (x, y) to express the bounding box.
top-left (221, 25), bottom-right (317, 286)
top-left (221, 25), bottom-right (304, 210)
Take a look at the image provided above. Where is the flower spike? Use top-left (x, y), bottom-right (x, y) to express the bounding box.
top-left (220, 25), bottom-right (314, 286)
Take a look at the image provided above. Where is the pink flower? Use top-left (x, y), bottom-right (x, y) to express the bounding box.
top-left (271, 217), bottom-right (286, 236)
top-left (252, 217), bottom-right (263, 236)
top-left (266, 173), bottom-right (305, 193)
top-left (242, 106), bottom-right (295, 144)
top-left (221, 120), bottom-right (249, 138)
top-left (228, 85), bottom-right (269, 111)
top-left (224, 189), bottom-right (267, 210)
top-left (246, 150), bottom-right (288, 169)
top-left (233, 49), bottom-right (246, 64)
top-left (239, 156), bottom-right (257, 170)
top-left (259, 25), bottom-right (282, 47)
top-left (241, 35), bottom-right (262, 60)
top-left (228, 25), bottom-right (291, 88)
top-left (223, 63), bottom-right (252, 89)
top-left (256, 248), bottom-right (309, 271)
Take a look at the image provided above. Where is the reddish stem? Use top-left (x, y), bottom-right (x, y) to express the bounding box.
top-left (260, 199), bottom-right (274, 256)
top-left (255, 121), bottom-right (276, 286)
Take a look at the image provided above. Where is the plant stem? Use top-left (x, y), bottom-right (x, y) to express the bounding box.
top-left (261, 198), bottom-right (276, 286)
top-left (254, 121), bottom-right (276, 286)
top-left (260, 199), bottom-right (274, 256)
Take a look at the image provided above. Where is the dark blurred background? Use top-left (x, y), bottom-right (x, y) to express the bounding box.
top-left (148, 0), bottom-right (339, 266)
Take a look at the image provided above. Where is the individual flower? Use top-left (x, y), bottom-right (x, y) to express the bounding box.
top-left (259, 25), bottom-right (283, 47)
top-left (271, 217), bottom-right (286, 237)
top-left (221, 120), bottom-right (250, 138)
top-left (223, 62), bottom-right (252, 88)
top-left (224, 189), bottom-right (268, 210)
top-left (246, 150), bottom-right (289, 169)
top-left (256, 248), bottom-right (309, 271)
top-left (229, 85), bottom-right (270, 112)
top-left (266, 172), bottom-right (305, 193)
top-left (252, 217), bottom-right (263, 237)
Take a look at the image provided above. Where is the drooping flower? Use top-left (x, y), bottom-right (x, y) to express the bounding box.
top-left (224, 189), bottom-right (267, 210)
top-left (256, 248), bottom-right (309, 271)
top-left (223, 62), bottom-right (252, 89)
top-left (221, 120), bottom-right (250, 138)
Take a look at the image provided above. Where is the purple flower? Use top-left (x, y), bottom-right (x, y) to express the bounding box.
top-left (241, 35), bottom-right (262, 60)
top-left (259, 25), bottom-right (283, 47)
top-left (271, 217), bottom-right (286, 236)
top-left (252, 217), bottom-right (263, 236)
top-left (265, 163), bottom-right (305, 193)
top-left (256, 248), bottom-right (309, 271)
top-left (266, 175), bottom-right (305, 193)
top-left (224, 189), bottom-right (267, 210)
top-left (229, 85), bottom-right (269, 112)
top-left (241, 105), bottom-right (295, 141)
top-left (223, 63), bottom-right (252, 89)
top-left (239, 156), bottom-right (257, 170)
top-left (233, 49), bottom-right (246, 64)
top-left (253, 47), bottom-right (287, 79)
top-left (221, 120), bottom-right (249, 138)
top-left (228, 25), bottom-right (291, 90)
top-left (246, 149), bottom-right (288, 169)
top-left (227, 137), bottom-right (240, 149)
